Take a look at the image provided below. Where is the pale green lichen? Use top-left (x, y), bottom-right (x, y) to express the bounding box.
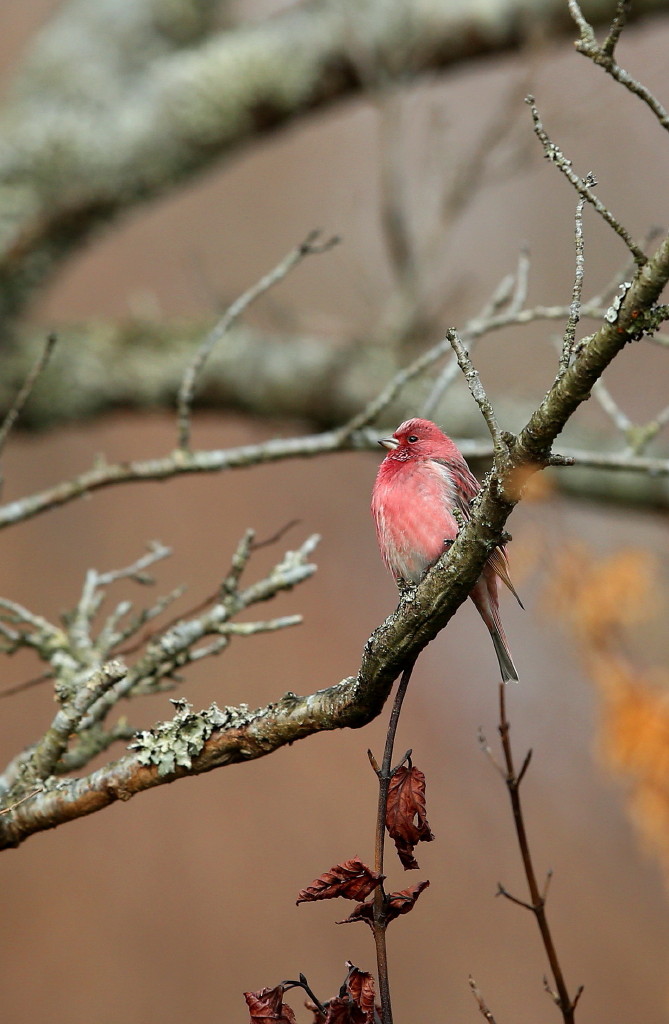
top-left (129, 698), bottom-right (257, 776)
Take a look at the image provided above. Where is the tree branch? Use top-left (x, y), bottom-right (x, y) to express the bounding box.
top-left (569, 0), bottom-right (669, 130)
top-left (514, 232), bottom-right (669, 469)
top-left (1, 0), bottom-right (667, 327)
top-left (176, 231), bottom-right (339, 450)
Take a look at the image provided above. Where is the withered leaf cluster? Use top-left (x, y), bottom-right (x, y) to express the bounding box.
top-left (245, 963), bottom-right (378, 1024)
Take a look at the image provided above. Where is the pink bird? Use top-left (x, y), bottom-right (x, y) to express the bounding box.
top-left (371, 417), bottom-right (522, 681)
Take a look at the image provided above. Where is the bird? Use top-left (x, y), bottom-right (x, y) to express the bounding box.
top-left (371, 417), bottom-right (522, 681)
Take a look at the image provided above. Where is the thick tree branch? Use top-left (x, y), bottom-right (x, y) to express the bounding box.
top-left (2, 234), bottom-right (668, 844)
top-left (0, 491), bottom-right (501, 850)
top-left (0, 303), bottom-right (614, 433)
top-left (0, 356), bottom-right (577, 850)
top-left (1, 0), bottom-right (667, 327)
top-left (1, 0), bottom-right (668, 851)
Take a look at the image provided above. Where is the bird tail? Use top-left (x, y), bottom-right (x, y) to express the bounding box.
top-left (490, 628), bottom-right (518, 683)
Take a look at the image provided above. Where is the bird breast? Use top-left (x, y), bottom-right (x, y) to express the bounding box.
top-left (374, 458), bottom-right (459, 584)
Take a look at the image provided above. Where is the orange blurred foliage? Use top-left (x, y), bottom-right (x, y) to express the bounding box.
top-left (545, 543), bottom-right (669, 887)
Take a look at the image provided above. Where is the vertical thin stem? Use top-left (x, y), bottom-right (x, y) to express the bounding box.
top-left (372, 658), bottom-right (416, 1024)
top-left (497, 684), bottom-right (582, 1022)
top-left (0, 333), bottom-right (57, 460)
top-left (559, 189), bottom-right (589, 377)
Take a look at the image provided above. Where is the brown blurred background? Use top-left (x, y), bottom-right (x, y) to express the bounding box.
top-left (1, 3), bottom-right (669, 1023)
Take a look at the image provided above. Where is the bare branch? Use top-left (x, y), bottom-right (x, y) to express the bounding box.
top-left (377, 92), bottom-right (415, 284)
top-left (632, 403), bottom-right (669, 451)
top-left (336, 333), bottom-right (456, 438)
top-left (560, 184), bottom-right (592, 376)
top-left (468, 975), bottom-right (500, 1024)
top-left (559, 446), bottom-right (669, 475)
top-left (0, 530), bottom-right (319, 803)
top-left (422, 262), bottom-right (524, 418)
top-left (0, 430), bottom-right (361, 531)
top-left (600, 0), bottom-right (631, 55)
top-left (4, 0), bottom-right (661, 326)
top-left (0, 333), bottom-right (56, 461)
top-left (591, 379), bottom-right (633, 433)
top-left (447, 329), bottom-right (503, 448)
top-left (490, 684), bottom-right (582, 1023)
top-left (177, 232), bottom-right (339, 450)
top-left (525, 95), bottom-right (647, 264)
top-left (515, 231), bottom-right (669, 468)
top-left (569, 0), bottom-right (669, 130)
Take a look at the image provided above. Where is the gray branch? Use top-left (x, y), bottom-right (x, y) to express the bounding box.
top-left (0, 0), bottom-right (667, 328)
top-left (2, 216), bottom-right (669, 846)
top-left (0, 0), bottom-right (668, 848)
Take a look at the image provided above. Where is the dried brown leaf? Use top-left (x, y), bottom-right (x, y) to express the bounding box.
top-left (297, 858), bottom-right (383, 904)
top-left (344, 963), bottom-right (376, 1024)
top-left (336, 900), bottom-right (374, 928)
top-left (321, 996), bottom-right (364, 1023)
top-left (386, 765), bottom-right (434, 869)
top-left (311, 963), bottom-right (377, 1024)
top-left (338, 881), bottom-right (430, 928)
top-left (244, 985), bottom-right (298, 1024)
top-left (385, 879), bottom-right (430, 922)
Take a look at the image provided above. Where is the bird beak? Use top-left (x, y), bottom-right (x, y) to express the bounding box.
top-left (378, 437), bottom-right (399, 450)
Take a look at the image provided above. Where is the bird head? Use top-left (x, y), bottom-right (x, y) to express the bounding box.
top-left (378, 418), bottom-right (455, 461)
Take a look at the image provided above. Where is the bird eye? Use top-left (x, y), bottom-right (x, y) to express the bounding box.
top-left (407, 435), bottom-right (419, 443)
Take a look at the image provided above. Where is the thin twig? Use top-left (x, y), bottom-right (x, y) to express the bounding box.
top-left (0, 429), bottom-right (366, 531)
top-left (591, 379), bottom-right (632, 433)
top-left (629, 403), bottom-right (669, 453)
top-left (468, 975), bottom-right (500, 1024)
top-left (377, 92), bottom-right (414, 283)
top-left (177, 231), bottom-right (339, 450)
top-left (371, 658), bottom-right (417, 1024)
top-left (422, 264), bottom-right (521, 418)
top-left (282, 975), bottom-right (327, 1017)
top-left (250, 519), bottom-right (301, 551)
top-left (0, 671), bottom-right (53, 700)
top-left (600, 0), bottom-right (630, 56)
top-left (508, 246), bottom-right (531, 315)
top-left (560, 447), bottom-right (669, 475)
top-left (560, 183), bottom-right (592, 376)
top-left (336, 334), bottom-right (456, 439)
top-left (440, 69), bottom-right (533, 230)
top-left (447, 329), bottom-right (502, 448)
top-left (0, 333), bottom-right (56, 460)
top-left (0, 787), bottom-right (42, 816)
top-left (493, 684), bottom-right (581, 1022)
top-left (525, 96), bottom-right (646, 264)
top-left (568, 0), bottom-right (669, 131)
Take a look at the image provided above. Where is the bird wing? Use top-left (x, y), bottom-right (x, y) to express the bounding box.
top-left (434, 456), bottom-right (524, 609)
top-left (431, 456), bottom-right (479, 520)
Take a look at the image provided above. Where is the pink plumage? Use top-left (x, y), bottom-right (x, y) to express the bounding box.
top-left (371, 417), bottom-right (521, 681)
